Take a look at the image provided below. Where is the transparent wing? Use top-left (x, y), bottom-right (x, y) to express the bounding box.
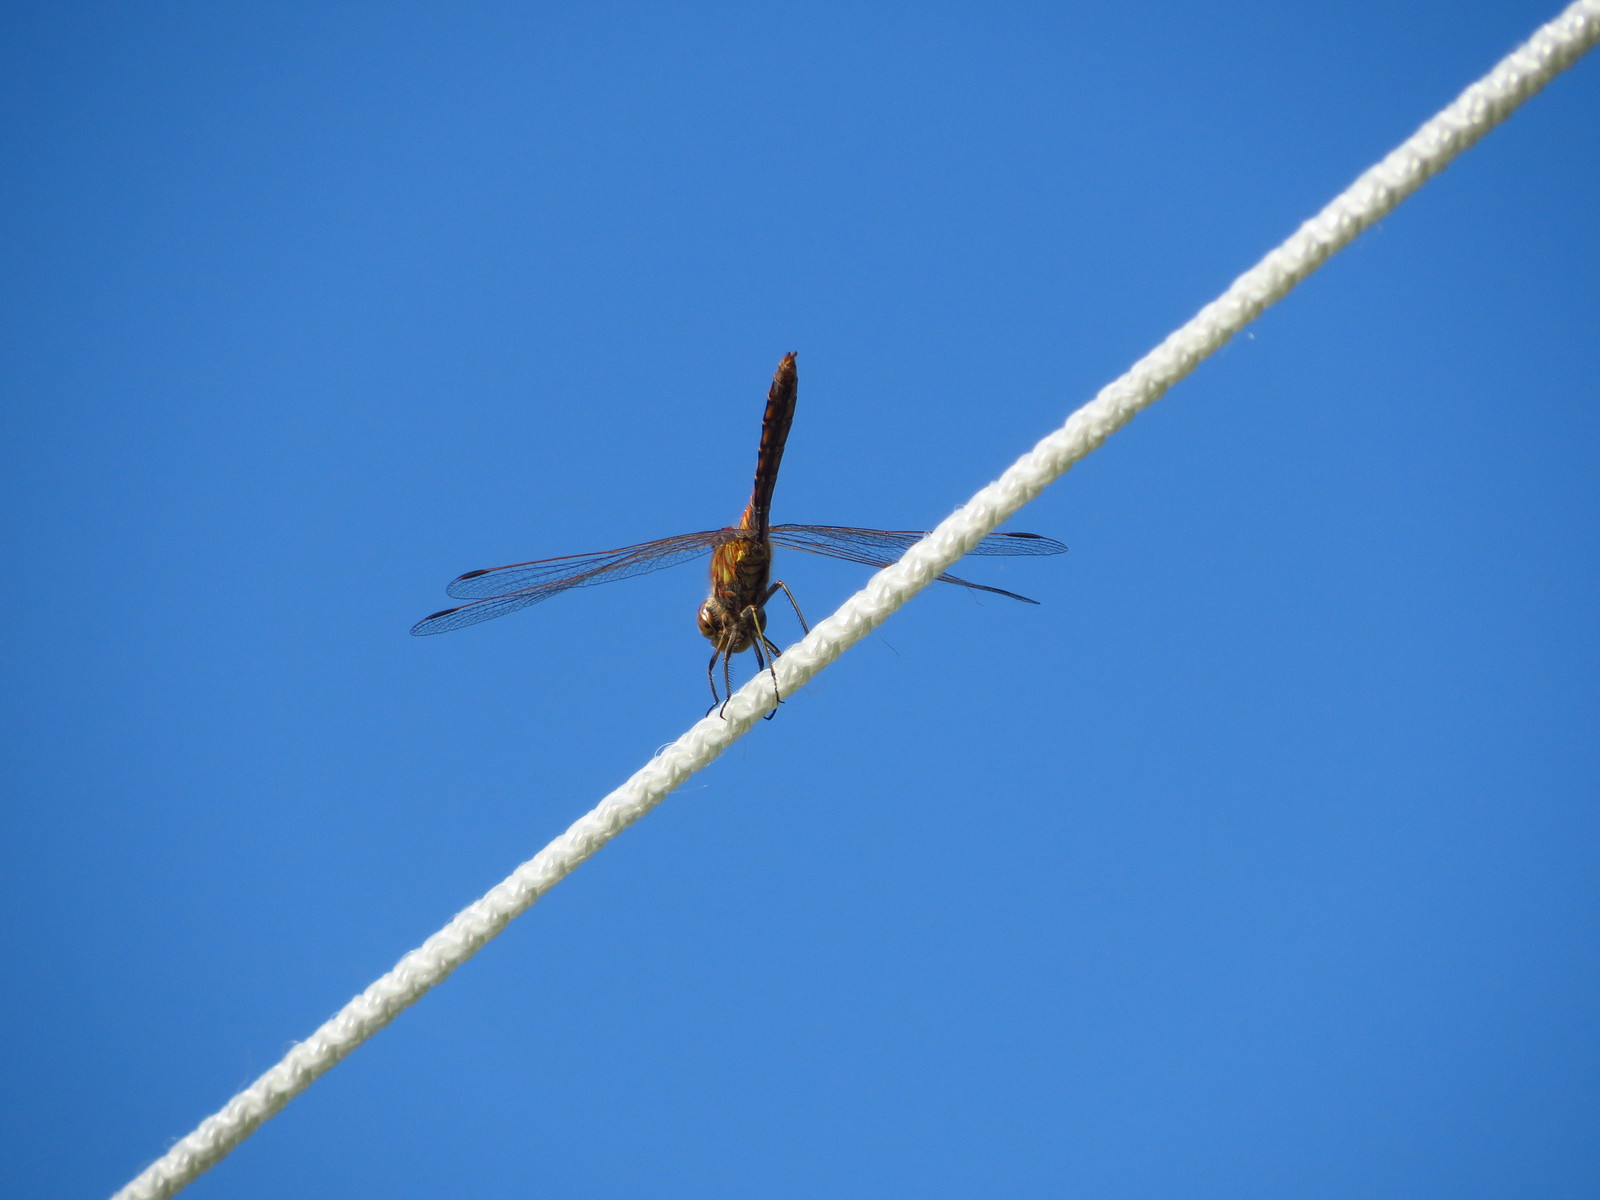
top-left (770, 526), bottom-right (1066, 558)
top-left (443, 531), bottom-right (740, 599)
top-left (768, 525), bottom-right (1067, 604)
top-left (412, 589), bottom-right (577, 636)
top-left (411, 530), bottom-right (731, 636)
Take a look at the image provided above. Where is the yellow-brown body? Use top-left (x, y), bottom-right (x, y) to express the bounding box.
top-left (697, 532), bottom-right (773, 655)
top-left (697, 352), bottom-right (800, 708)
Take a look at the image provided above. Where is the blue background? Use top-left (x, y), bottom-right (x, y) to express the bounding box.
top-left (4, 3), bottom-right (1597, 1197)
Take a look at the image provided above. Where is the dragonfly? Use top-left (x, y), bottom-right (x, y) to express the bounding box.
top-left (413, 352), bottom-right (1067, 711)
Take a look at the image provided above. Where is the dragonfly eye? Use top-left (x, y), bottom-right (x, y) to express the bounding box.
top-left (697, 598), bottom-right (723, 640)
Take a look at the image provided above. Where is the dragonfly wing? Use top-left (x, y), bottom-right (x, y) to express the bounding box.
top-left (963, 530), bottom-right (1067, 556)
top-left (443, 531), bottom-right (731, 599)
top-left (412, 590), bottom-right (563, 636)
top-left (768, 525), bottom-right (1066, 603)
top-left (412, 530), bottom-right (732, 636)
top-left (770, 526), bottom-right (1066, 559)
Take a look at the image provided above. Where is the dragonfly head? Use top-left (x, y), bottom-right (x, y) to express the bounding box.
top-left (698, 594), bottom-right (763, 653)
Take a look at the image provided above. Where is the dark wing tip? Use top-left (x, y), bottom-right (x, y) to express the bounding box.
top-left (999, 532), bottom-right (1068, 553)
top-left (410, 607), bottom-right (463, 635)
top-left (986, 586), bottom-right (1043, 604)
top-left (454, 567), bottom-right (492, 583)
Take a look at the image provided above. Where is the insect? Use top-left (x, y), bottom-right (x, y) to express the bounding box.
top-left (413, 353), bottom-right (1067, 711)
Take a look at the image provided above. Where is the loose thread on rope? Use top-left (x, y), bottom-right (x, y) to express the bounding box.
top-left (111, 4), bottom-right (1600, 1197)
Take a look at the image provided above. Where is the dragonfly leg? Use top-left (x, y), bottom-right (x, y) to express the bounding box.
top-left (706, 610), bottom-right (783, 720)
top-left (759, 634), bottom-right (786, 719)
top-left (745, 625), bottom-right (783, 720)
top-left (739, 605), bottom-right (783, 718)
top-left (718, 643), bottom-right (737, 719)
top-left (705, 644), bottom-right (726, 716)
top-left (765, 580), bottom-right (810, 635)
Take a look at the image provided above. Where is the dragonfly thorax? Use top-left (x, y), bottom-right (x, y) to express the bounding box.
top-left (697, 531), bottom-right (772, 654)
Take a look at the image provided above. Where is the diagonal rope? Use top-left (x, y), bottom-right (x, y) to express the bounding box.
top-left (112, 3), bottom-right (1600, 1197)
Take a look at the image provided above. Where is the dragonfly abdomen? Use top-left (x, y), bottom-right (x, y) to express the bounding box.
top-left (741, 351), bottom-right (797, 534)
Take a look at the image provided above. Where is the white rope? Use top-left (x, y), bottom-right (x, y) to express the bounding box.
top-left (112, 4), bottom-right (1600, 1197)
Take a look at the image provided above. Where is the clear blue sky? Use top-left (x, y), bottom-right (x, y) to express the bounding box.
top-left (4, 3), bottom-right (1597, 1197)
